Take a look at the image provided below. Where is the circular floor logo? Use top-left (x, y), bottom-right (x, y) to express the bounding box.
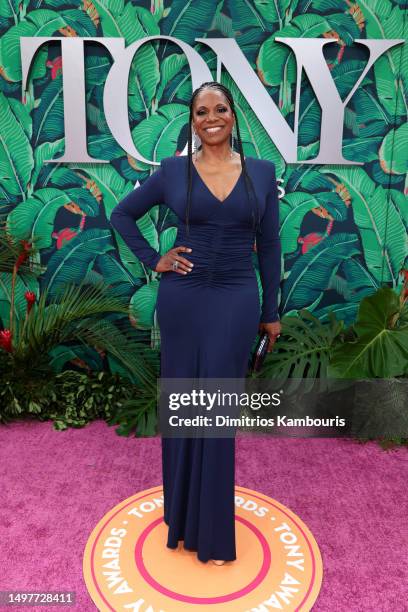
top-left (83, 485), bottom-right (323, 611)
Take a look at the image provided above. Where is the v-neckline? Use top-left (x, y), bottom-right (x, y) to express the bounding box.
top-left (191, 156), bottom-right (246, 204)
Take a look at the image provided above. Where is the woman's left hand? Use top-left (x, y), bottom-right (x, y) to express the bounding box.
top-left (259, 320), bottom-right (281, 352)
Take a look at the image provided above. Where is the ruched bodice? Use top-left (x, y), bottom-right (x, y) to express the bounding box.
top-left (168, 221), bottom-right (255, 287)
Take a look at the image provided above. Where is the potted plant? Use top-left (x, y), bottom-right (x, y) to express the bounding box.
top-left (250, 271), bottom-right (408, 446)
top-left (327, 272), bottom-right (408, 442)
top-left (0, 227), bottom-right (159, 434)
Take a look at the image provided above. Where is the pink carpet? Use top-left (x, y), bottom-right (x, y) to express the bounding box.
top-left (1, 419), bottom-right (407, 611)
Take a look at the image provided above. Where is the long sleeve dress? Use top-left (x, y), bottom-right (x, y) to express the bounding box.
top-left (110, 154), bottom-right (281, 563)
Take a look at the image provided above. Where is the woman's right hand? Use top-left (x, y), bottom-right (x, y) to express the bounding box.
top-left (155, 246), bottom-right (194, 274)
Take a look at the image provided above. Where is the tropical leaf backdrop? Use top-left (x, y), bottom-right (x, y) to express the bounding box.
top-left (0, 0), bottom-right (407, 376)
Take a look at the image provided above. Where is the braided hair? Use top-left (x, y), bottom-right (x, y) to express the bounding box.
top-left (185, 81), bottom-right (262, 238)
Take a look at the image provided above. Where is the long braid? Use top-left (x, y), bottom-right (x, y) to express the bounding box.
top-left (185, 105), bottom-right (193, 237)
top-left (185, 81), bottom-right (261, 237)
top-left (233, 107), bottom-right (262, 235)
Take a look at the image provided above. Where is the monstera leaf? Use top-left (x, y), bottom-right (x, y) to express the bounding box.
top-left (259, 309), bottom-right (344, 392)
top-left (329, 287), bottom-right (408, 378)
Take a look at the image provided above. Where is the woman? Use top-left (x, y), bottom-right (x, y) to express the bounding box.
top-left (110, 81), bottom-right (281, 566)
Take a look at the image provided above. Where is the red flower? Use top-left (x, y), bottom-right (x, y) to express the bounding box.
top-left (46, 57), bottom-right (62, 80)
top-left (0, 329), bottom-right (13, 353)
top-left (15, 240), bottom-right (32, 271)
top-left (51, 228), bottom-right (77, 249)
top-left (24, 291), bottom-right (36, 313)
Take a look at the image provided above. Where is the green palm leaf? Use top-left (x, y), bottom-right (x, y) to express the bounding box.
top-left (253, 0), bottom-right (293, 26)
top-left (129, 44), bottom-right (160, 115)
top-left (32, 74), bottom-right (64, 147)
top-left (155, 52), bottom-right (189, 105)
top-left (358, 0), bottom-right (405, 116)
top-left (257, 14), bottom-right (331, 87)
top-left (48, 344), bottom-right (104, 373)
top-left (340, 258), bottom-right (380, 303)
top-left (0, 92), bottom-right (33, 198)
top-left (7, 188), bottom-right (72, 248)
top-left (320, 167), bottom-right (407, 284)
top-left (131, 103), bottom-right (189, 160)
top-left (43, 228), bottom-right (115, 296)
top-left (130, 280), bottom-right (160, 329)
top-left (11, 280), bottom-right (156, 388)
top-left (379, 124), bottom-right (408, 175)
top-left (0, 272), bottom-right (38, 328)
top-left (160, 0), bottom-right (221, 51)
top-left (282, 232), bottom-right (361, 312)
top-left (0, 18), bottom-right (47, 82)
top-left (221, 74), bottom-right (285, 173)
top-left (159, 227), bottom-right (177, 255)
top-left (280, 192), bottom-right (320, 254)
top-left (31, 139), bottom-right (65, 189)
top-left (87, 1), bottom-right (159, 40)
top-left (96, 253), bottom-right (141, 289)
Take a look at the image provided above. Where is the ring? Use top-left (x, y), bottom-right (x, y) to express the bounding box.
top-left (172, 261), bottom-right (179, 271)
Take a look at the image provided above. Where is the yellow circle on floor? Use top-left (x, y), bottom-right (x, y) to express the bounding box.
top-left (83, 485), bottom-right (323, 611)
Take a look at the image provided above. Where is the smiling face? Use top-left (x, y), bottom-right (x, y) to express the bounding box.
top-left (191, 88), bottom-right (235, 148)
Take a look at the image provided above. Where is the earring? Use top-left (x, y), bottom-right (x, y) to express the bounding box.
top-left (231, 125), bottom-right (237, 151)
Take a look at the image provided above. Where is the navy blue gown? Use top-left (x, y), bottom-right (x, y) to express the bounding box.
top-left (110, 154), bottom-right (281, 563)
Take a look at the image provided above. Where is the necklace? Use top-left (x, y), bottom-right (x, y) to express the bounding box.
top-left (194, 149), bottom-right (234, 163)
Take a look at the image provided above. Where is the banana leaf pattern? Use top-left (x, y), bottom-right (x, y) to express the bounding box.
top-left (0, 0), bottom-right (406, 370)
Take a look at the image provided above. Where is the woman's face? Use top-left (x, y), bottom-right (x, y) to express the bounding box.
top-left (192, 88), bottom-right (235, 148)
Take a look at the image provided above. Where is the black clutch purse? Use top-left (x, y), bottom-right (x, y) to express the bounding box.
top-left (250, 332), bottom-right (270, 373)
